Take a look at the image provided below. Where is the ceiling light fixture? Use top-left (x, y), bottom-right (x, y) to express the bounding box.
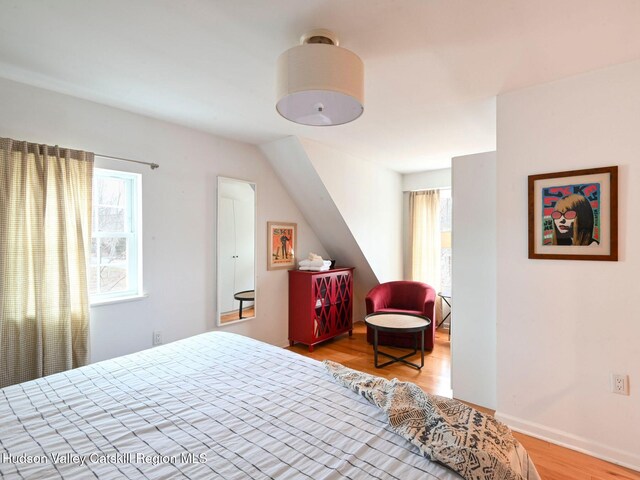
top-left (276, 29), bottom-right (364, 126)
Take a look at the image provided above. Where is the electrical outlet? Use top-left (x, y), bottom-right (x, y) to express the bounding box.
top-left (153, 330), bottom-right (163, 346)
top-left (611, 374), bottom-right (629, 395)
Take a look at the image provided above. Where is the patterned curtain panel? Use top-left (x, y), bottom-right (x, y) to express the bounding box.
top-left (0, 138), bottom-right (94, 388)
top-left (409, 190), bottom-right (441, 289)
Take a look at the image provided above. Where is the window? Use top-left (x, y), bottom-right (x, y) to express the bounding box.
top-left (439, 188), bottom-right (452, 291)
top-left (89, 169), bottom-right (142, 303)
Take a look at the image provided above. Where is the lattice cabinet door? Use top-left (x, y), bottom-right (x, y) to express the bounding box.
top-left (288, 267), bottom-right (354, 352)
top-left (312, 274), bottom-right (333, 341)
top-left (331, 271), bottom-right (353, 334)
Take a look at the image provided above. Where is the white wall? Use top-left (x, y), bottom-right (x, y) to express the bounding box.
top-left (0, 77), bottom-right (327, 362)
top-left (301, 138), bottom-right (404, 283)
top-left (451, 152), bottom-right (497, 409)
top-left (260, 137), bottom-right (381, 324)
top-left (496, 59), bottom-right (640, 469)
top-left (402, 168), bottom-right (451, 191)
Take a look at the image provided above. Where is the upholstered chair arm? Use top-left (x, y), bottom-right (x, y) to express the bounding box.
top-left (423, 287), bottom-right (437, 320)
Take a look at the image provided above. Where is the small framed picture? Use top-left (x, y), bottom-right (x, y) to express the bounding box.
top-left (267, 222), bottom-right (297, 270)
top-left (528, 166), bottom-right (618, 261)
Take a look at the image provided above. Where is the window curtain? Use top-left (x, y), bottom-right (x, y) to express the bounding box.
top-left (409, 190), bottom-right (441, 290)
top-left (0, 138), bottom-right (93, 388)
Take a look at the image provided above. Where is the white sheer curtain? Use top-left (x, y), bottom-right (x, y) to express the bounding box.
top-left (409, 190), bottom-right (441, 290)
top-left (0, 138), bottom-right (93, 388)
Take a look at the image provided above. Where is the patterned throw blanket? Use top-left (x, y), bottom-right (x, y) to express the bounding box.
top-left (324, 361), bottom-right (540, 480)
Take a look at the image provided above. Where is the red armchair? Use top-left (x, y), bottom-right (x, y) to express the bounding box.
top-left (365, 281), bottom-right (437, 350)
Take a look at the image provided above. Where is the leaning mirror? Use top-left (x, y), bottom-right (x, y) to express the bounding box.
top-left (217, 177), bottom-right (256, 325)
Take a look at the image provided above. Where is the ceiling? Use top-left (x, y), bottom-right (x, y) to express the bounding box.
top-left (1, 1), bottom-right (640, 173)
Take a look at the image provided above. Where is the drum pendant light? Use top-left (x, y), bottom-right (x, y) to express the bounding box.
top-left (276, 29), bottom-right (364, 126)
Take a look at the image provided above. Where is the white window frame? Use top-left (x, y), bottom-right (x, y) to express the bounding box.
top-left (439, 188), bottom-right (452, 292)
top-left (90, 168), bottom-right (143, 304)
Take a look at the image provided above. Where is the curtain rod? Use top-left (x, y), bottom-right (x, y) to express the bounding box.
top-left (96, 153), bottom-right (159, 170)
top-left (29, 141), bottom-right (159, 170)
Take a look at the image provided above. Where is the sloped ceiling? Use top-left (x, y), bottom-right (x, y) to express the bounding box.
top-left (260, 136), bottom-right (380, 322)
top-left (1, 1), bottom-right (640, 172)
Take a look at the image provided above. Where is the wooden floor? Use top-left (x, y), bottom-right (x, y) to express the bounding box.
top-left (287, 322), bottom-right (640, 480)
top-left (220, 306), bottom-right (255, 324)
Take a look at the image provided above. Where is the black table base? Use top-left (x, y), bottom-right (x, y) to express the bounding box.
top-left (373, 328), bottom-right (424, 370)
top-left (437, 293), bottom-right (452, 340)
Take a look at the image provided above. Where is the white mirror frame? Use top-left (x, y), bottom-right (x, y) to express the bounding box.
top-left (216, 176), bottom-right (257, 326)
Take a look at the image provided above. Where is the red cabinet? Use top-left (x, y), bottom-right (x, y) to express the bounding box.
top-left (288, 267), bottom-right (354, 352)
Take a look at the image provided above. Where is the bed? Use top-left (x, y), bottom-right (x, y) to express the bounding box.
top-left (0, 331), bottom-right (463, 479)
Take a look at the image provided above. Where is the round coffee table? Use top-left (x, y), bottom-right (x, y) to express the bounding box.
top-left (233, 290), bottom-right (255, 319)
top-left (364, 312), bottom-right (431, 370)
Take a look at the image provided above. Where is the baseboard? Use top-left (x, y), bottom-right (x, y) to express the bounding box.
top-left (495, 412), bottom-right (640, 472)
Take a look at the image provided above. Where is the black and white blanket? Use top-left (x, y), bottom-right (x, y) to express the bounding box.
top-left (324, 360), bottom-right (540, 480)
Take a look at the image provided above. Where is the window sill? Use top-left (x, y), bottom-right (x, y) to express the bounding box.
top-left (90, 293), bottom-right (148, 307)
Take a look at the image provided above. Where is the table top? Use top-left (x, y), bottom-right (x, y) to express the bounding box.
top-left (438, 290), bottom-right (451, 299)
top-left (364, 312), bottom-right (431, 332)
top-left (234, 290), bottom-right (255, 300)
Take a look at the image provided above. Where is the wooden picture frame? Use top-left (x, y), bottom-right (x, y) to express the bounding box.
top-left (267, 222), bottom-right (297, 270)
top-left (528, 166), bottom-right (618, 261)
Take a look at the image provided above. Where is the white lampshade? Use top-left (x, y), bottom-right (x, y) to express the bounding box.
top-left (276, 36), bottom-right (364, 126)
